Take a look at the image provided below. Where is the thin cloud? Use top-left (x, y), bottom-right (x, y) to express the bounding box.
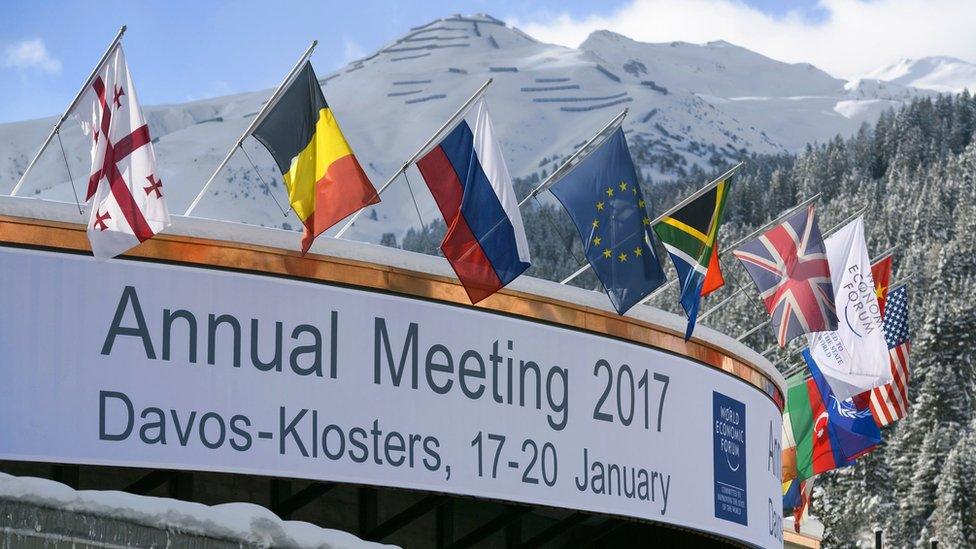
top-left (343, 37), bottom-right (365, 63)
top-left (2, 38), bottom-right (62, 74)
top-left (508, 0), bottom-right (976, 79)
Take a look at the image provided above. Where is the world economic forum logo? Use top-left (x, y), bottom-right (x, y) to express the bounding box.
top-left (713, 392), bottom-right (748, 526)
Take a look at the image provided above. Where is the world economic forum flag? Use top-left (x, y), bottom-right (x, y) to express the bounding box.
top-left (549, 128), bottom-right (666, 314)
top-left (806, 217), bottom-right (891, 400)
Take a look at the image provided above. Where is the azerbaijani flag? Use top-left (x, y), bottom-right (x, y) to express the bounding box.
top-left (788, 349), bottom-right (881, 480)
top-left (416, 98), bottom-right (531, 304)
top-left (252, 62), bottom-right (379, 254)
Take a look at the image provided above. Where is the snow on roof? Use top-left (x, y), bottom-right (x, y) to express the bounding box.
top-left (0, 195), bottom-right (786, 397)
top-left (0, 472), bottom-right (391, 548)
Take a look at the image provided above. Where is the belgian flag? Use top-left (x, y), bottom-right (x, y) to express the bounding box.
top-left (253, 62), bottom-right (379, 253)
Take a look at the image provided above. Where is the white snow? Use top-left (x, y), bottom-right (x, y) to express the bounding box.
top-left (833, 99), bottom-right (889, 120)
top-left (0, 472), bottom-right (393, 548)
top-left (0, 14), bottom-right (936, 245)
top-left (866, 56), bottom-right (976, 94)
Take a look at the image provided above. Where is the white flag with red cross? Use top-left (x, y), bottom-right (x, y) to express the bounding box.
top-left (75, 44), bottom-right (169, 259)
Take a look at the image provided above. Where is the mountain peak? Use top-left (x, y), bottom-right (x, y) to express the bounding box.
top-left (867, 56), bottom-right (976, 93)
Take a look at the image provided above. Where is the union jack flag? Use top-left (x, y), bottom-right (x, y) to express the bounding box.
top-left (867, 284), bottom-right (911, 426)
top-left (733, 205), bottom-right (837, 346)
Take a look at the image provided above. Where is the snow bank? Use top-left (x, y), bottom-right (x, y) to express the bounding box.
top-left (0, 472), bottom-right (392, 549)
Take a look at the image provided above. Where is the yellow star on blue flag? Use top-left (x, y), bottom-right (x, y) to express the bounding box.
top-left (550, 128), bottom-right (665, 314)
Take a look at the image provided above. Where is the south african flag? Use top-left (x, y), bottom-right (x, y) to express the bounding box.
top-left (652, 178), bottom-right (730, 339)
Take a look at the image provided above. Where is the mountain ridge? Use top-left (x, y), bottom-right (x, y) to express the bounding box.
top-left (0, 13), bottom-right (951, 244)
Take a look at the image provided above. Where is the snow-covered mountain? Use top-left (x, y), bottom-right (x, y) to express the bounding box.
top-left (0, 14), bottom-right (941, 244)
top-left (866, 56), bottom-right (976, 94)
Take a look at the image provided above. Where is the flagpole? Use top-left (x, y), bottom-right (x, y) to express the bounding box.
top-left (736, 319), bottom-right (770, 341)
top-left (696, 287), bottom-right (745, 321)
top-left (646, 162), bottom-right (744, 228)
top-left (333, 78), bottom-right (494, 239)
top-left (781, 360), bottom-right (807, 379)
top-left (889, 273), bottom-right (914, 288)
top-left (723, 192), bottom-right (823, 253)
top-left (560, 161), bottom-right (745, 286)
top-left (184, 39), bottom-right (319, 217)
top-left (870, 246), bottom-right (897, 264)
top-left (518, 108), bottom-right (628, 208)
top-left (9, 25), bottom-right (127, 197)
top-left (559, 263), bottom-right (591, 285)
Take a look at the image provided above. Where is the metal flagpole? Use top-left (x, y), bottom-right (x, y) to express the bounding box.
top-left (871, 246), bottom-right (897, 264)
top-left (823, 205), bottom-right (868, 237)
top-left (736, 319), bottom-right (769, 341)
top-left (9, 25), bottom-right (127, 197)
top-left (722, 192), bottom-right (822, 253)
top-left (518, 108), bottom-right (628, 208)
top-left (696, 287), bottom-right (744, 321)
top-left (889, 273), bottom-right (914, 288)
top-left (560, 161), bottom-right (744, 286)
top-left (782, 360), bottom-right (807, 379)
top-left (333, 78), bottom-right (494, 239)
top-left (184, 40), bottom-right (318, 217)
top-left (646, 162), bottom-right (744, 228)
top-left (559, 264), bottom-right (591, 285)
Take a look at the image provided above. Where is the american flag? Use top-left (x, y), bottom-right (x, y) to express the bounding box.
top-left (733, 205), bottom-right (838, 346)
top-left (868, 285), bottom-right (911, 426)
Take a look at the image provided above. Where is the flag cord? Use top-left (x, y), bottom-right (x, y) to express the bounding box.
top-left (55, 129), bottom-right (83, 215)
top-left (9, 25), bottom-right (126, 198)
top-left (239, 144), bottom-right (290, 219)
top-left (401, 170), bottom-right (432, 250)
top-left (533, 194), bottom-right (588, 272)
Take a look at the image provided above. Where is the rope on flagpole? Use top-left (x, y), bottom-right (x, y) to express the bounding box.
top-left (534, 194), bottom-right (589, 276)
top-left (184, 39), bottom-right (319, 217)
top-left (54, 130), bottom-right (83, 214)
top-left (10, 25), bottom-right (127, 198)
top-left (401, 169), bottom-right (433, 251)
top-left (239, 143), bottom-right (290, 218)
top-left (333, 78), bottom-right (494, 239)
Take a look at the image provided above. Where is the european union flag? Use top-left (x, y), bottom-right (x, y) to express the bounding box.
top-left (550, 128), bottom-right (666, 314)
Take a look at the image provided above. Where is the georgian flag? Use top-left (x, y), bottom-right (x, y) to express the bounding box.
top-left (76, 45), bottom-right (169, 259)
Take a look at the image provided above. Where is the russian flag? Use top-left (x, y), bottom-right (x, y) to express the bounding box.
top-left (416, 98), bottom-right (531, 303)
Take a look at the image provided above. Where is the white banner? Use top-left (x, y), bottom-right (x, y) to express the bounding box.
top-left (0, 246), bottom-right (782, 548)
top-left (807, 217), bottom-right (891, 400)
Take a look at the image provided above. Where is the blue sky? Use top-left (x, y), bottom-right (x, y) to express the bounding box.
top-left (3, 0), bottom-right (968, 124)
